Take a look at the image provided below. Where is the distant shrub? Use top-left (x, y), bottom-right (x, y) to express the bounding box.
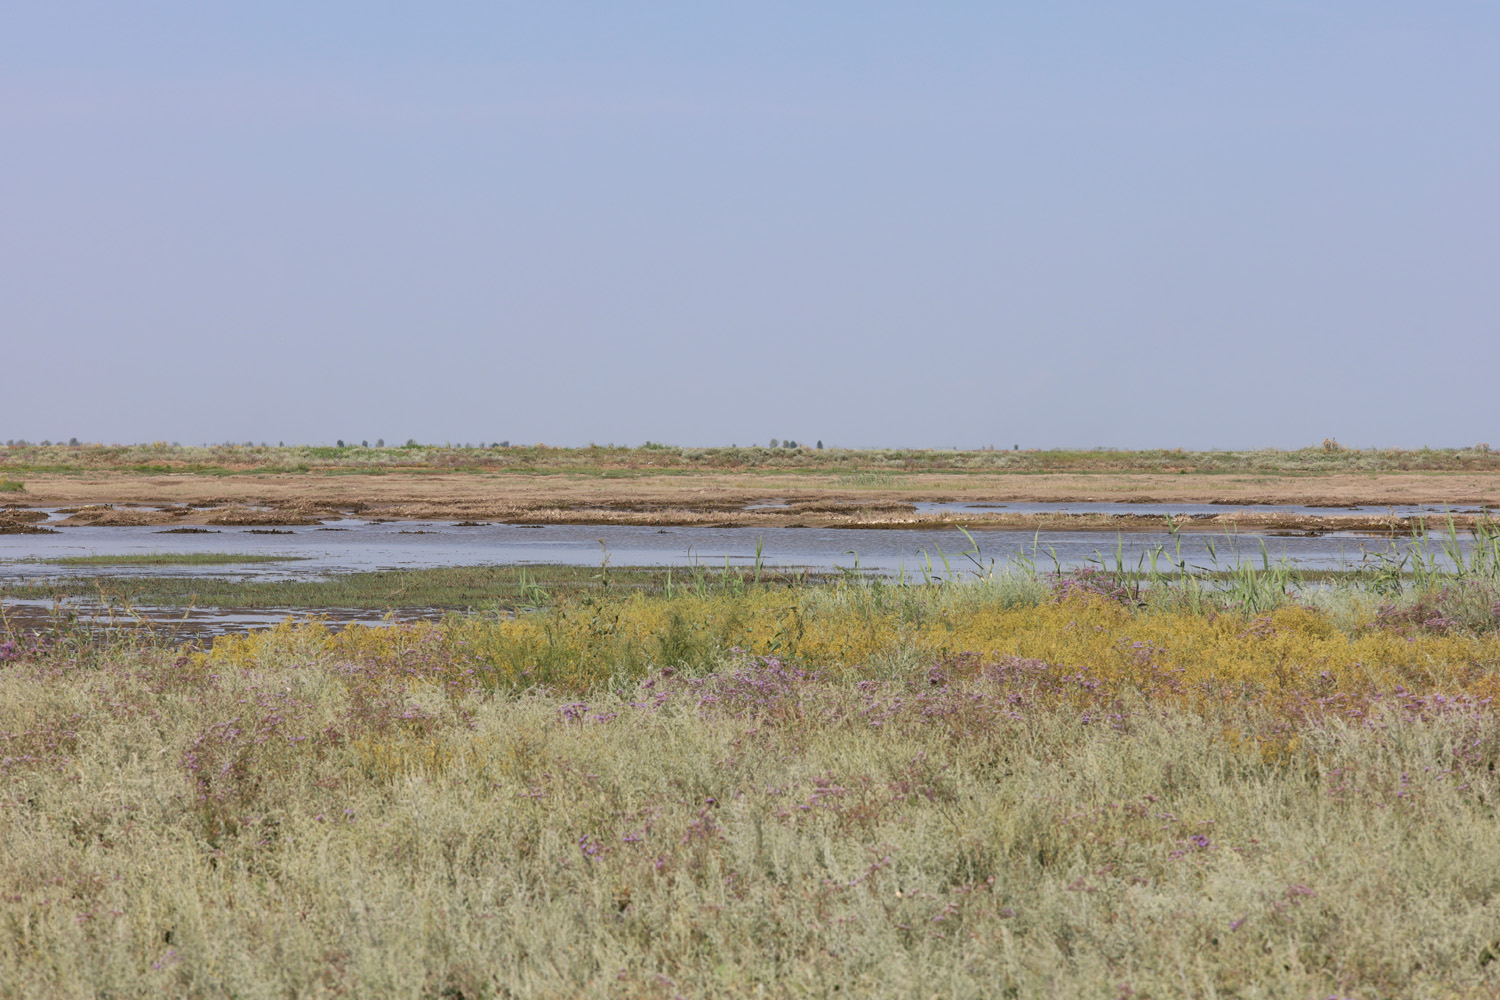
top-left (0, 479), bottom-right (24, 492)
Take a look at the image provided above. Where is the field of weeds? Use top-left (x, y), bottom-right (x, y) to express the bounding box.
top-left (3, 440), bottom-right (1499, 476)
top-left (4, 564), bottom-right (1500, 997)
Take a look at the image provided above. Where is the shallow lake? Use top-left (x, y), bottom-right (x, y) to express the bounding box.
top-left (0, 512), bottom-right (1478, 582)
top-left (5, 507), bottom-right (1486, 639)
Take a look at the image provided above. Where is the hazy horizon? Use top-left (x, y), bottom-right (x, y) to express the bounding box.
top-left (4, 4), bottom-right (1497, 450)
top-left (2, 438), bottom-right (1491, 454)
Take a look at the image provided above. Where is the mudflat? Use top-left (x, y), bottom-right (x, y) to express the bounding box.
top-left (6, 469), bottom-right (1497, 533)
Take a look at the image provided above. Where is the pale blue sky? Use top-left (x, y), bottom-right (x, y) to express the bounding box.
top-left (3, 3), bottom-right (1496, 449)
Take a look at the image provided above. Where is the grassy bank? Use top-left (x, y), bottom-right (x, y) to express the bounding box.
top-left (3, 440), bottom-right (1499, 476)
top-left (3, 580), bottom-right (1500, 996)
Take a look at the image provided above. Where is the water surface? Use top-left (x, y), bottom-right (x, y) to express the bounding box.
top-left (0, 515), bottom-right (1474, 582)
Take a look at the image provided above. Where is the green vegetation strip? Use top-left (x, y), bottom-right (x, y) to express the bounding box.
top-left (0, 564), bottom-right (829, 609)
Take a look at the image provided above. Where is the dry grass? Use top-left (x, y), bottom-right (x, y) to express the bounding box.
top-left (5, 440), bottom-right (1500, 476)
top-left (3, 585), bottom-right (1500, 997)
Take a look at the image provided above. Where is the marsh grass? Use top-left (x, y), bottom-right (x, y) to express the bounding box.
top-left (3, 609), bottom-right (1500, 996)
top-left (2, 524), bottom-right (1498, 997)
top-left (0, 564), bottom-right (834, 611)
top-left (1367, 517), bottom-right (1500, 592)
top-left (4, 519), bottom-right (1498, 635)
top-left (2, 529), bottom-right (1500, 995)
top-left (834, 472), bottom-right (900, 488)
top-left (0, 479), bottom-right (23, 492)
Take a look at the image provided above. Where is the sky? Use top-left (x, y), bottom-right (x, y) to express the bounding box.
top-left (3, 3), bottom-right (1497, 450)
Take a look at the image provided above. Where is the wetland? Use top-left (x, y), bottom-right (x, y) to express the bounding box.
top-left (5, 443), bottom-right (1500, 996)
top-left (5, 443), bottom-right (1498, 636)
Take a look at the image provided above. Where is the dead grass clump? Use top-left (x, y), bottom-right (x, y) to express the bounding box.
top-left (55, 509), bottom-right (175, 527)
top-left (0, 522), bottom-right (58, 535)
top-left (205, 508), bottom-right (322, 526)
top-left (0, 509), bottom-right (54, 533)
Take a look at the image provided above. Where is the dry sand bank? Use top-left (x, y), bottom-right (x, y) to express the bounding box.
top-left (3, 470), bottom-right (1496, 534)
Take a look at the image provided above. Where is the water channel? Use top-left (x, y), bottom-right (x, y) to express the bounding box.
top-left (1, 506), bottom-right (1481, 581)
top-left (2, 504), bottom-right (1487, 638)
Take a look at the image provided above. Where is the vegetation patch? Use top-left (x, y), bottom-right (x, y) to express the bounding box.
top-left (0, 564), bottom-right (824, 610)
top-left (205, 509), bottom-right (322, 526)
top-left (2, 582), bottom-right (1500, 995)
top-left (5, 441), bottom-right (1500, 477)
top-left (195, 577), bottom-right (1500, 694)
top-left (3, 531), bottom-right (1499, 995)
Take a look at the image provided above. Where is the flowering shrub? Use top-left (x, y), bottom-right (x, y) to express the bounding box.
top-left (200, 589), bottom-right (1500, 701)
